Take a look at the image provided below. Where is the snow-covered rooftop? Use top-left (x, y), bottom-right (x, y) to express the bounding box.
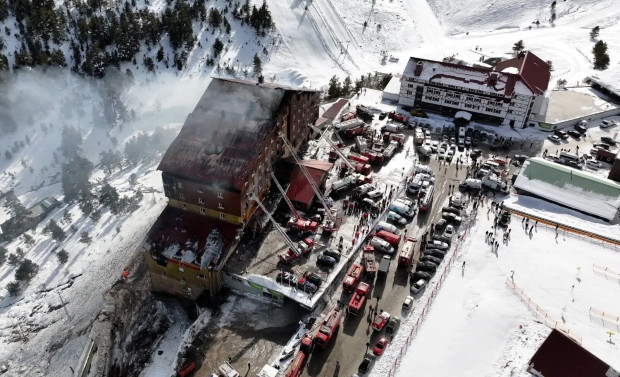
top-left (514, 158), bottom-right (620, 222)
top-left (590, 64), bottom-right (620, 96)
top-left (403, 57), bottom-right (533, 97)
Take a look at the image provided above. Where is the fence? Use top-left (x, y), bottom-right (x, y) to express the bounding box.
top-left (506, 279), bottom-right (582, 344)
top-left (589, 307), bottom-right (620, 332)
top-left (504, 206), bottom-right (620, 250)
top-left (592, 263), bottom-right (620, 284)
top-left (384, 212), bottom-right (475, 377)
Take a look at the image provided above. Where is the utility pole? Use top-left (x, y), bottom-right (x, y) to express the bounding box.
top-left (57, 291), bottom-right (72, 321)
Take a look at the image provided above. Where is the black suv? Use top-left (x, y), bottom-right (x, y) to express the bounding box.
top-left (322, 249), bottom-right (341, 262)
top-left (303, 271), bottom-right (322, 287)
top-left (317, 254), bottom-right (337, 268)
top-left (358, 354), bottom-right (376, 375)
top-left (554, 130), bottom-right (569, 139)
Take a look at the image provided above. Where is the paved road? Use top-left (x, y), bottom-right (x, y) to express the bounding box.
top-left (302, 152), bottom-right (466, 377)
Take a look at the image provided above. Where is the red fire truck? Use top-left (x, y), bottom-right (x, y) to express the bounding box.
top-left (348, 282), bottom-right (370, 316)
top-left (388, 111), bottom-right (407, 123)
top-left (347, 153), bottom-right (370, 165)
top-left (284, 351), bottom-right (306, 377)
top-left (314, 308), bottom-right (343, 349)
top-left (398, 237), bottom-right (417, 268)
top-left (362, 150), bottom-right (385, 165)
top-left (341, 161), bottom-right (371, 175)
top-left (343, 263), bottom-right (364, 292)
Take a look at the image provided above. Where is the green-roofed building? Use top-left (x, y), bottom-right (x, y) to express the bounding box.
top-left (513, 158), bottom-right (620, 223)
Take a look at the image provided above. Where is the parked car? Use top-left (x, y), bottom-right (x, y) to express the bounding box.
top-left (438, 150), bottom-right (447, 160)
top-left (575, 123), bottom-right (587, 133)
top-left (593, 142), bottom-right (611, 150)
top-left (432, 234), bottom-right (452, 246)
top-left (358, 354), bottom-right (376, 375)
top-left (424, 249), bottom-right (446, 259)
top-left (442, 212), bottom-right (463, 224)
top-left (303, 271), bottom-right (322, 287)
top-left (470, 148), bottom-right (483, 158)
top-left (554, 130), bottom-right (569, 140)
top-left (465, 136), bottom-right (472, 146)
top-left (411, 271), bottom-right (431, 283)
top-left (442, 206), bottom-right (460, 215)
top-left (373, 337), bottom-right (389, 356)
top-left (403, 296), bottom-right (414, 311)
top-left (417, 261), bottom-right (437, 273)
top-left (600, 119), bottom-right (616, 129)
top-left (427, 240), bottom-right (449, 250)
top-left (379, 112), bottom-right (387, 120)
top-left (513, 155), bottom-right (528, 164)
top-left (586, 159), bottom-right (602, 169)
top-left (435, 219), bottom-right (447, 232)
top-left (446, 150), bottom-right (454, 162)
top-left (316, 254), bottom-right (337, 268)
top-left (431, 141), bottom-right (439, 152)
top-left (276, 272), bottom-right (297, 285)
top-left (372, 312), bottom-right (391, 332)
top-left (410, 279), bottom-right (427, 294)
top-left (444, 225), bottom-right (455, 238)
top-left (387, 211), bottom-right (407, 225)
top-left (420, 255), bottom-right (442, 264)
top-left (297, 278), bottom-right (317, 294)
top-left (567, 130), bottom-right (582, 139)
top-left (601, 136), bottom-right (617, 146)
top-left (547, 135), bottom-right (561, 143)
top-left (385, 317), bottom-right (400, 335)
top-left (323, 249), bottom-right (341, 262)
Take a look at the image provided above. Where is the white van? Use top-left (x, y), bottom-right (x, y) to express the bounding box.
top-left (389, 201), bottom-right (415, 218)
top-left (376, 221), bottom-right (400, 235)
top-left (370, 236), bottom-right (395, 254)
top-left (450, 192), bottom-right (463, 208)
top-left (417, 145), bottom-right (432, 157)
top-left (414, 164), bottom-right (434, 176)
top-left (382, 122), bottom-right (404, 133)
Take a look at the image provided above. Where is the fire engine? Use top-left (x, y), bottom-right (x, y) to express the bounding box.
top-left (348, 282), bottom-right (370, 316)
top-left (388, 111), bottom-right (407, 123)
top-left (313, 307), bottom-right (343, 349)
top-left (342, 263), bottom-right (364, 292)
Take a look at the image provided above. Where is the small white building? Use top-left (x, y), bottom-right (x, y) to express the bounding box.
top-left (398, 51), bottom-right (551, 128)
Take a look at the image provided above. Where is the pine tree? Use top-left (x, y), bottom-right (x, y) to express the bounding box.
top-left (590, 26), bottom-right (600, 40)
top-left (4, 192), bottom-right (29, 219)
top-left (512, 40), bottom-right (525, 53)
top-left (61, 155), bottom-right (94, 202)
top-left (43, 219), bottom-right (66, 242)
top-left (253, 53), bottom-right (262, 76)
top-left (56, 249), bottom-right (69, 264)
top-left (327, 76), bottom-right (341, 99)
top-left (592, 40), bottom-right (610, 70)
top-left (213, 38), bottom-right (224, 57)
top-left (15, 259), bottom-right (39, 281)
top-left (341, 76), bottom-right (352, 96)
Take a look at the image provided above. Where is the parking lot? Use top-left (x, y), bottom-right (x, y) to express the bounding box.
top-left (220, 90), bottom-right (618, 376)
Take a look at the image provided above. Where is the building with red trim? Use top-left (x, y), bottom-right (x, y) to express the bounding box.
top-left (285, 159), bottom-right (333, 211)
top-left (399, 51), bottom-right (550, 128)
top-left (144, 78), bottom-right (320, 299)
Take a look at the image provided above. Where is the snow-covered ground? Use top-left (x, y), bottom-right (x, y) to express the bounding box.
top-left (372, 195), bottom-right (620, 377)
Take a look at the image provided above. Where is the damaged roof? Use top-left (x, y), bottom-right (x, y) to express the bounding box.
top-left (158, 78), bottom-right (317, 191)
top-left (145, 206), bottom-right (240, 270)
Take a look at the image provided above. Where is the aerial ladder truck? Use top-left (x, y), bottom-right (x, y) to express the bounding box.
top-left (278, 133), bottom-right (342, 234)
top-left (247, 193), bottom-right (314, 264)
top-left (308, 124), bottom-right (372, 177)
top-left (269, 172), bottom-right (319, 236)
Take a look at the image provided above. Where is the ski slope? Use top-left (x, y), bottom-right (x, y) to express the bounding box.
top-left (266, 0), bottom-right (620, 89)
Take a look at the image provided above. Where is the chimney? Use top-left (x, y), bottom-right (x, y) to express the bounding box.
top-left (488, 72), bottom-right (499, 86)
top-left (414, 61), bottom-right (423, 76)
top-left (257, 75), bottom-right (264, 85)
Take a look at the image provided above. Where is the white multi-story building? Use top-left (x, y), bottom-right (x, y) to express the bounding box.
top-left (399, 51), bottom-right (551, 128)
